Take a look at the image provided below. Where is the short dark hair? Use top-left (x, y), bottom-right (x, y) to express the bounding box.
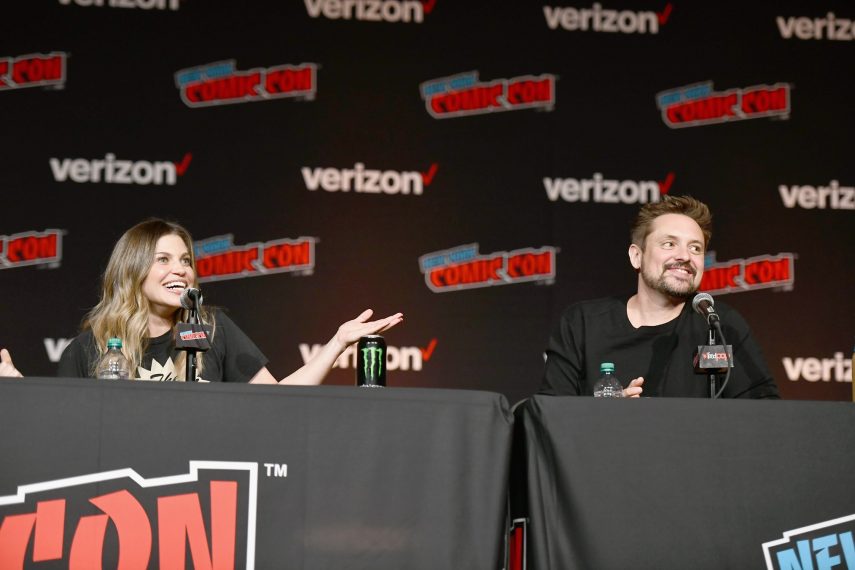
top-left (630, 195), bottom-right (712, 250)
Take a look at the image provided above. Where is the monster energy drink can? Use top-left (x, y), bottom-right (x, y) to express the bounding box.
top-left (356, 335), bottom-right (386, 388)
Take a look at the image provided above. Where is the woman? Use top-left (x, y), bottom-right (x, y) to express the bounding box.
top-left (0, 219), bottom-right (402, 383)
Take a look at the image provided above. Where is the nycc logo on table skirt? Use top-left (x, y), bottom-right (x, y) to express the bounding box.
top-left (0, 461), bottom-right (258, 569)
top-left (419, 243), bottom-right (556, 293)
top-left (763, 513), bottom-right (855, 570)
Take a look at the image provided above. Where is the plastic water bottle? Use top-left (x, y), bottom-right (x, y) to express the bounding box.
top-left (593, 362), bottom-right (624, 398)
top-left (96, 338), bottom-right (131, 380)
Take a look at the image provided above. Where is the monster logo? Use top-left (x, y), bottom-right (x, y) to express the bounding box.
top-left (361, 346), bottom-right (385, 381)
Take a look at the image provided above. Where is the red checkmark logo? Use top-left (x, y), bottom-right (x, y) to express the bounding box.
top-left (174, 152), bottom-right (193, 176)
top-left (420, 338), bottom-right (438, 361)
top-left (658, 172), bottom-right (675, 194)
top-left (422, 0), bottom-right (436, 14)
top-left (657, 3), bottom-right (673, 25)
top-left (421, 163), bottom-right (439, 185)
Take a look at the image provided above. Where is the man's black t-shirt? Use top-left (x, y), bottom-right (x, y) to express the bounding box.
top-left (540, 297), bottom-right (780, 398)
top-left (57, 309), bottom-right (267, 382)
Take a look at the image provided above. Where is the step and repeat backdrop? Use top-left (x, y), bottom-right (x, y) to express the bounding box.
top-left (2, 0), bottom-right (852, 403)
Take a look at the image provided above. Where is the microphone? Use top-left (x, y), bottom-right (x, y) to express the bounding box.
top-left (175, 287), bottom-right (209, 382)
top-left (691, 292), bottom-right (733, 398)
top-left (692, 293), bottom-right (720, 324)
top-left (179, 287), bottom-right (203, 311)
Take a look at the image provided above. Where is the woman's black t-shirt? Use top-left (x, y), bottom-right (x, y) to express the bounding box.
top-left (57, 309), bottom-right (267, 382)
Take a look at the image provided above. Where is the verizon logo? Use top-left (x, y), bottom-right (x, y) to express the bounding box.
top-left (543, 2), bottom-right (672, 34)
top-left (299, 339), bottom-right (437, 371)
top-left (44, 338), bottom-right (73, 362)
top-left (783, 352), bottom-right (852, 382)
top-left (544, 172), bottom-right (674, 204)
top-left (301, 162), bottom-right (438, 195)
top-left (777, 13), bottom-right (854, 41)
top-left (49, 152), bottom-right (192, 185)
top-left (304, 0), bottom-right (432, 23)
top-left (779, 181), bottom-right (854, 210)
top-left (59, 0), bottom-right (180, 9)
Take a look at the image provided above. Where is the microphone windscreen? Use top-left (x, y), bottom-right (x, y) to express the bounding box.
top-left (692, 292), bottom-right (714, 313)
top-left (180, 287), bottom-right (202, 310)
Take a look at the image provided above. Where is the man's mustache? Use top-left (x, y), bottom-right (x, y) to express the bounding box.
top-left (664, 262), bottom-right (696, 276)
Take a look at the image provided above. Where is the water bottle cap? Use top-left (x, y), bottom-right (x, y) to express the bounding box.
top-left (107, 337), bottom-right (123, 349)
top-left (599, 362), bottom-right (615, 373)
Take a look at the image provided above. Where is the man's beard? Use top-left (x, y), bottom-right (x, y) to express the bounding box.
top-left (641, 262), bottom-right (698, 300)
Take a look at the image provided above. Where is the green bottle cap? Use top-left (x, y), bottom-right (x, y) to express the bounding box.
top-left (599, 362), bottom-right (615, 373)
top-left (107, 338), bottom-right (123, 349)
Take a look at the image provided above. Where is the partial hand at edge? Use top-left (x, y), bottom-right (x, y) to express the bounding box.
top-left (0, 348), bottom-right (23, 378)
top-left (623, 377), bottom-right (644, 398)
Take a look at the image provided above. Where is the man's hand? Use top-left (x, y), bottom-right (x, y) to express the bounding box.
top-left (0, 349), bottom-right (23, 378)
top-left (623, 377), bottom-right (644, 398)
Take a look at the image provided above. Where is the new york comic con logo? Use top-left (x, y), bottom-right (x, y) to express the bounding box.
top-left (420, 71), bottom-right (556, 119)
top-left (175, 60), bottom-right (317, 108)
top-left (0, 461), bottom-right (258, 569)
top-left (763, 513), bottom-right (855, 570)
top-left (656, 81), bottom-right (790, 128)
top-left (419, 243), bottom-right (556, 293)
top-left (0, 52), bottom-right (67, 91)
top-left (699, 251), bottom-right (795, 296)
top-left (194, 234), bottom-right (316, 282)
top-left (0, 229), bottom-right (63, 270)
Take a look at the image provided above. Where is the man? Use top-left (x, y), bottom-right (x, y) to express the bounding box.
top-left (540, 195), bottom-right (779, 398)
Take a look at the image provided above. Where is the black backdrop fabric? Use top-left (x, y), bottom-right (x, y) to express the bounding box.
top-left (1, 1), bottom-right (853, 402)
